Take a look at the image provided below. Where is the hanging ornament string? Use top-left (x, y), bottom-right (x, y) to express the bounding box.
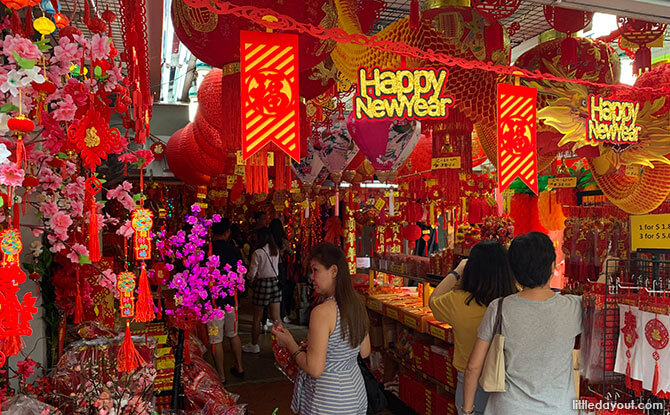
top-left (183, 0), bottom-right (670, 99)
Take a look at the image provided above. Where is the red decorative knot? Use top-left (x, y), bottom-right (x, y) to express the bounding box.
top-left (471, 0), bottom-right (520, 20)
top-left (85, 176), bottom-right (103, 195)
top-left (645, 318), bottom-right (669, 351)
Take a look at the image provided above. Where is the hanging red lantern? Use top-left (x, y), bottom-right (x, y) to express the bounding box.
top-left (0, 0), bottom-right (39, 9)
top-left (543, 6), bottom-right (594, 66)
top-left (617, 18), bottom-right (667, 75)
top-left (401, 224), bottom-right (422, 250)
top-left (53, 13), bottom-right (69, 29)
top-left (471, 0), bottom-right (520, 56)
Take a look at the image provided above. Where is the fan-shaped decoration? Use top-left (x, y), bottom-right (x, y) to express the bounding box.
top-left (617, 18), bottom-right (667, 75)
top-left (346, 113), bottom-right (421, 173)
top-left (543, 6), bottom-right (593, 66)
top-left (292, 139), bottom-right (327, 185)
top-left (314, 117), bottom-right (359, 175)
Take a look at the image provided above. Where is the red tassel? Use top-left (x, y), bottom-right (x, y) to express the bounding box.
top-left (88, 193), bottom-right (101, 263)
top-left (83, 0), bottom-right (90, 23)
top-left (12, 202), bottom-right (19, 229)
top-left (24, 7), bottom-right (34, 36)
top-left (626, 361), bottom-right (631, 388)
top-left (10, 11), bottom-right (22, 36)
top-left (634, 46), bottom-right (652, 75)
top-left (653, 361), bottom-right (660, 395)
top-left (183, 329), bottom-right (191, 365)
top-left (74, 270), bottom-right (83, 324)
top-left (117, 321), bottom-right (144, 372)
top-left (409, 0), bottom-right (420, 30)
top-left (134, 264), bottom-right (155, 322)
top-left (484, 22), bottom-right (504, 55)
top-left (15, 137), bottom-right (25, 170)
top-left (123, 163), bottom-right (127, 176)
top-left (560, 36), bottom-right (579, 66)
top-left (1, 335), bottom-right (23, 357)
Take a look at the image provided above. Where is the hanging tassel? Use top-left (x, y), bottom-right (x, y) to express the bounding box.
top-left (305, 197), bottom-right (310, 219)
top-left (335, 187), bottom-right (340, 217)
top-left (74, 269), bottom-right (83, 324)
top-left (15, 137), bottom-right (25, 170)
top-left (10, 11), bottom-right (22, 36)
top-left (134, 264), bottom-right (155, 322)
top-left (560, 36), bottom-right (579, 66)
top-left (653, 361), bottom-right (660, 395)
top-left (24, 7), bottom-right (34, 36)
top-left (484, 21), bottom-right (504, 56)
top-left (625, 361), bottom-right (631, 389)
top-left (409, 0), bottom-right (420, 30)
top-left (388, 188), bottom-right (394, 217)
top-left (117, 321), bottom-right (144, 372)
top-left (123, 163), bottom-right (128, 176)
top-left (83, 0), bottom-right (91, 24)
top-left (155, 288), bottom-right (163, 320)
top-left (88, 193), bottom-right (101, 263)
top-left (183, 329), bottom-right (192, 365)
top-left (634, 45), bottom-right (652, 75)
top-left (1, 335), bottom-right (23, 358)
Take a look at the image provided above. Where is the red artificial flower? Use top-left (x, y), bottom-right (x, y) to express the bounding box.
top-left (67, 107), bottom-right (122, 170)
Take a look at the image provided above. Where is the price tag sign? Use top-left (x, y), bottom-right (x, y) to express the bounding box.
top-left (431, 157), bottom-right (461, 170)
top-left (375, 198), bottom-right (386, 211)
top-left (226, 176), bottom-right (236, 189)
top-left (267, 151), bottom-right (275, 167)
top-left (329, 196), bottom-right (336, 206)
top-left (236, 151), bottom-right (246, 165)
top-left (389, 264), bottom-right (403, 274)
top-left (630, 213), bottom-right (670, 251)
top-left (234, 165), bottom-right (245, 176)
top-left (426, 179), bottom-right (438, 187)
top-left (547, 177), bottom-right (577, 190)
top-left (625, 165), bottom-right (641, 178)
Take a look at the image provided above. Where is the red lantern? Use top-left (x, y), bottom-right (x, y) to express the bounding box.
top-left (53, 12), bottom-right (69, 29)
top-left (165, 127), bottom-right (211, 185)
top-left (402, 224), bottom-right (422, 249)
top-left (7, 115), bottom-right (35, 134)
top-left (1, 0), bottom-right (39, 9)
top-left (617, 18), bottom-right (667, 75)
top-left (543, 6), bottom-right (593, 66)
top-left (471, 0), bottom-right (520, 56)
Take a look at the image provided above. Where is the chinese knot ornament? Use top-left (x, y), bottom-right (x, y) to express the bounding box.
top-left (68, 108), bottom-right (123, 170)
top-left (0, 229), bottom-right (37, 366)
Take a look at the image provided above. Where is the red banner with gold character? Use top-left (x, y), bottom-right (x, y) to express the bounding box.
top-left (497, 83), bottom-right (538, 194)
top-left (240, 31), bottom-right (300, 162)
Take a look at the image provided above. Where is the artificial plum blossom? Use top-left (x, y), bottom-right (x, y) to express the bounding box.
top-left (0, 69), bottom-right (29, 96)
top-left (52, 37), bottom-right (79, 66)
top-left (53, 94), bottom-right (77, 122)
top-left (2, 35), bottom-right (41, 62)
top-left (91, 35), bottom-right (111, 61)
top-left (116, 219), bottom-right (134, 238)
top-left (0, 143), bottom-right (10, 164)
top-left (49, 211), bottom-right (72, 236)
top-left (21, 66), bottom-right (45, 84)
top-left (39, 200), bottom-right (58, 219)
top-left (0, 163), bottom-right (25, 186)
top-left (38, 167), bottom-right (63, 192)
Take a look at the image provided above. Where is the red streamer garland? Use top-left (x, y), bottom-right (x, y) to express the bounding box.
top-left (183, 0), bottom-right (670, 99)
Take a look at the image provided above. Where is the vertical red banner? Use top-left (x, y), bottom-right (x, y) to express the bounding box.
top-left (240, 31), bottom-right (300, 162)
top-left (497, 83), bottom-right (538, 194)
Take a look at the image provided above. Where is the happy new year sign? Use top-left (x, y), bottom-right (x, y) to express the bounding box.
top-left (587, 94), bottom-right (640, 145)
top-left (353, 67), bottom-right (454, 121)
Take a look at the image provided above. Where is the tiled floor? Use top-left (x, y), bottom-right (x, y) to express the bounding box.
top-left (218, 298), bottom-right (412, 415)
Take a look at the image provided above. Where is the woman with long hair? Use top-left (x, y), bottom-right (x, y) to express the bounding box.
top-left (462, 232), bottom-right (582, 415)
top-left (429, 240), bottom-right (518, 415)
top-left (242, 228), bottom-right (281, 354)
top-left (272, 242), bottom-right (370, 415)
top-left (269, 218), bottom-right (296, 322)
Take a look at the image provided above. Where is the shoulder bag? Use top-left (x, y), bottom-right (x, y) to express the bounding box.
top-left (479, 297), bottom-right (506, 392)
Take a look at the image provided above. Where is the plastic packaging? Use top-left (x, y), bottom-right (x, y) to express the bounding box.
top-left (1, 395), bottom-right (63, 414)
top-left (182, 354), bottom-right (238, 411)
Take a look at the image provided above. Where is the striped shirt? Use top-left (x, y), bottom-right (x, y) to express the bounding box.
top-left (291, 302), bottom-right (367, 415)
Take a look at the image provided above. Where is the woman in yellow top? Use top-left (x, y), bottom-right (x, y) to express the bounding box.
top-left (429, 240), bottom-right (517, 415)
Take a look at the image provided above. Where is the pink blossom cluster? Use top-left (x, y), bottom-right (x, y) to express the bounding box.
top-left (156, 205), bottom-right (246, 323)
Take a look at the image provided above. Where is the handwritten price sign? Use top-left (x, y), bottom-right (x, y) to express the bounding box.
top-left (547, 177), bottom-right (577, 189)
top-left (431, 157), bottom-right (461, 170)
top-left (630, 213), bottom-right (670, 251)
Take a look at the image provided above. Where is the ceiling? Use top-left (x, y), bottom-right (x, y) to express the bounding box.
top-left (374, 0), bottom-right (669, 48)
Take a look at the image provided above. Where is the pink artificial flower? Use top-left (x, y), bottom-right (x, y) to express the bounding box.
top-left (121, 180), bottom-right (133, 191)
top-left (106, 185), bottom-right (123, 200)
top-left (32, 228), bottom-right (43, 237)
top-left (72, 243), bottom-right (88, 256)
top-left (49, 211), bottom-right (72, 236)
top-left (39, 200), bottom-right (59, 219)
top-left (0, 164), bottom-right (25, 187)
top-left (119, 194), bottom-right (136, 212)
top-left (3, 35), bottom-right (41, 63)
top-left (49, 242), bottom-right (65, 253)
top-left (117, 153), bottom-right (138, 163)
top-left (52, 37), bottom-right (79, 66)
top-left (38, 168), bottom-right (63, 192)
top-left (66, 249), bottom-right (80, 264)
top-left (53, 95), bottom-right (76, 122)
top-left (70, 199), bottom-right (84, 217)
top-left (41, 113), bottom-right (66, 154)
top-left (98, 269), bottom-right (117, 292)
top-left (63, 181), bottom-right (84, 200)
top-left (116, 219), bottom-right (134, 238)
top-left (91, 35), bottom-right (111, 61)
